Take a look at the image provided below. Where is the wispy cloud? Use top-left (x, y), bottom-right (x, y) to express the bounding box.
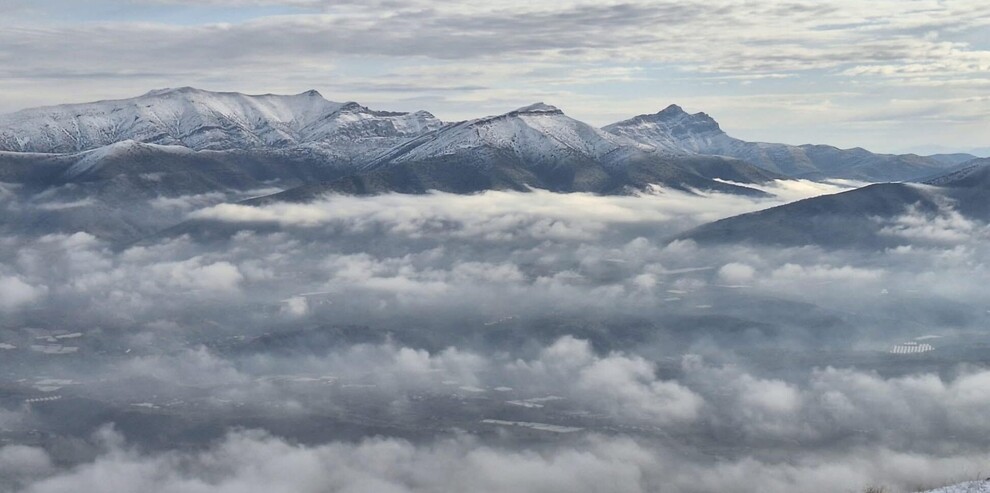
top-left (0, 1), bottom-right (987, 150)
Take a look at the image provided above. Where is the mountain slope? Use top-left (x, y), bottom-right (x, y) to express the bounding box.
top-left (0, 142), bottom-right (355, 241)
top-left (0, 87), bottom-right (441, 157)
top-left (254, 103), bottom-right (781, 202)
top-left (679, 160), bottom-right (990, 249)
top-left (605, 105), bottom-right (963, 182)
top-left (0, 95), bottom-right (779, 240)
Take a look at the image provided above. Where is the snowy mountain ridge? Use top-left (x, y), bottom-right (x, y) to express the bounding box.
top-left (0, 89), bottom-right (976, 183)
top-left (602, 104), bottom-right (722, 154)
top-left (365, 102), bottom-right (656, 171)
top-left (0, 87), bottom-right (442, 154)
top-left (603, 105), bottom-right (965, 181)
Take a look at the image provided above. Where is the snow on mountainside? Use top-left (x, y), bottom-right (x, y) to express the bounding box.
top-left (600, 104), bottom-right (721, 154)
top-left (65, 140), bottom-right (195, 178)
top-left (0, 87), bottom-right (441, 154)
top-left (367, 102), bottom-right (655, 170)
top-left (252, 103), bottom-right (780, 201)
top-left (922, 481), bottom-right (990, 493)
top-left (604, 105), bottom-right (962, 182)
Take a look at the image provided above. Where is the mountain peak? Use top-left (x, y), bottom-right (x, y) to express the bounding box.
top-left (338, 101), bottom-right (369, 112)
top-left (512, 102), bottom-right (563, 115)
top-left (648, 105), bottom-right (722, 133)
top-left (141, 87), bottom-right (329, 101)
top-left (0, 88), bottom-right (442, 154)
top-left (601, 105), bottom-right (727, 154)
top-left (142, 86), bottom-right (202, 97)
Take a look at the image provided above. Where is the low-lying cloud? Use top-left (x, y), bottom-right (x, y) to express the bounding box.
top-left (1, 183), bottom-right (990, 492)
top-left (6, 425), bottom-right (990, 493)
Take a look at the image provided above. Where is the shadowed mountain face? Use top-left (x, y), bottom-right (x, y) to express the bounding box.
top-left (250, 103), bottom-right (781, 202)
top-left (680, 161), bottom-right (990, 249)
top-left (605, 105), bottom-right (968, 182)
top-left (922, 159), bottom-right (990, 220)
top-left (0, 141), bottom-right (352, 240)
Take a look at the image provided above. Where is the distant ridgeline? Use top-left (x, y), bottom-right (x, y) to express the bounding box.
top-left (0, 87), bottom-right (985, 244)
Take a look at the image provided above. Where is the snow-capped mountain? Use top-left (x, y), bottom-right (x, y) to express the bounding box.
top-left (365, 102), bottom-right (654, 170)
top-left (0, 87), bottom-right (442, 156)
top-left (601, 104), bottom-right (723, 154)
top-left (16, 90), bottom-right (978, 242)
top-left (604, 105), bottom-right (965, 181)
top-left (255, 103), bottom-right (781, 201)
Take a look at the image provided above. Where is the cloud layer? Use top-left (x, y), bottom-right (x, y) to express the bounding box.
top-left (2, 0), bottom-right (988, 151)
top-left (6, 425), bottom-right (990, 493)
top-left (2, 183), bottom-right (990, 491)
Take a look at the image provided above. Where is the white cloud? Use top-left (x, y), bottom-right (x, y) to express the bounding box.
top-left (509, 337), bottom-right (702, 424)
top-left (188, 186), bottom-right (844, 240)
top-left (1, 1), bottom-right (988, 150)
top-left (881, 203), bottom-right (987, 244)
top-left (145, 258), bottom-right (244, 293)
top-left (280, 296), bottom-right (309, 317)
top-left (10, 427), bottom-right (990, 493)
top-left (717, 262), bottom-right (755, 284)
top-left (0, 275), bottom-right (47, 310)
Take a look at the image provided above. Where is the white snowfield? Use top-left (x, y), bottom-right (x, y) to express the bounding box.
top-left (922, 480), bottom-right (990, 492)
top-left (0, 87), bottom-right (441, 154)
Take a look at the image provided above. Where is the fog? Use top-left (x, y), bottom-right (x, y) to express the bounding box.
top-left (1, 180), bottom-right (989, 492)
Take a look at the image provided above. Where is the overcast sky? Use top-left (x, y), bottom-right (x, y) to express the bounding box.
top-left (1, 0), bottom-right (988, 154)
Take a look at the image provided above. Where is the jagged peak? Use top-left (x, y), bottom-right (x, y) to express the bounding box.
top-left (692, 111), bottom-right (721, 130)
top-left (655, 104), bottom-right (715, 122)
top-left (638, 104), bottom-right (723, 132)
top-left (337, 101), bottom-right (370, 112)
top-left (332, 101), bottom-right (435, 119)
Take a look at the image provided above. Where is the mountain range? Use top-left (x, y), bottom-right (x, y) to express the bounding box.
top-left (605, 105), bottom-right (972, 182)
top-left (0, 88), bottom-right (986, 244)
top-left (0, 87), bottom-right (441, 162)
top-left (252, 102), bottom-right (781, 202)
